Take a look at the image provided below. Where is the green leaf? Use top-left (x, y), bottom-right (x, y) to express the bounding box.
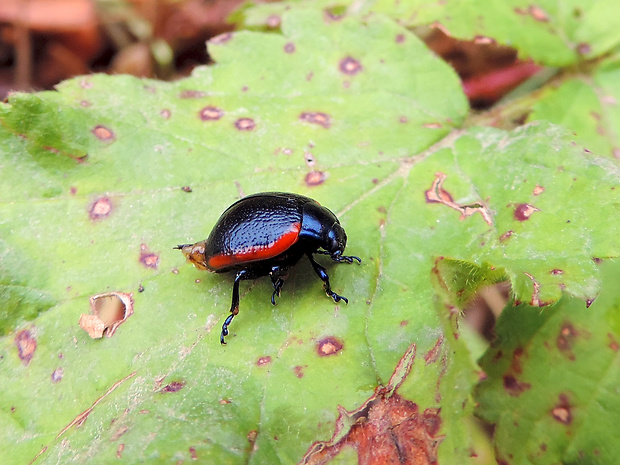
top-left (233, 0), bottom-right (620, 66)
top-left (0, 9), bottom-right (618, 465)
top-left (529, 59), bottom-right (620, 159)
top-left (373, 0), bottom-right (620, 65)
top-left (475, 260), bottom-right (620, 465)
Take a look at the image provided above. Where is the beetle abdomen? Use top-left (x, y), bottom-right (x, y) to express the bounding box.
top-left (204, 193), bottom-right (314, 271)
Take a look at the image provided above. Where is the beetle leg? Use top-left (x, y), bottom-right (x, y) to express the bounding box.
top-left (333, 255), bottom-right (361, 264)
top-left (270, 266), bottom-right (289, 305)
top-left (307, 253), bottom-right (348, 304)
top-left (221, 269), bottom-right (250, 344)
top-left (269, 266), bottom-right (287, 306)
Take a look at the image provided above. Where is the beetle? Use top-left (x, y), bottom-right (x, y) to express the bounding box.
top-left (175, 192), bottom-right (360, 344)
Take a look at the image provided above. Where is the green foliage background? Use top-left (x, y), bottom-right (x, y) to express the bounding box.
top-left (1, 2), bottom-right (620, 464)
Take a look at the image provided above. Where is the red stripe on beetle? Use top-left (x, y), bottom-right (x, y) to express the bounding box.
top-left (208, 222), bottom-right (302, 270)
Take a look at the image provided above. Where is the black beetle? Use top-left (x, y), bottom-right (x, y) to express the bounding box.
top-left (175, 192), bottom-right (360, 344)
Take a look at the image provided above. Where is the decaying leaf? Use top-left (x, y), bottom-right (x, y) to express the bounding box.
top-left (301, 343), bottom-right (443, 465)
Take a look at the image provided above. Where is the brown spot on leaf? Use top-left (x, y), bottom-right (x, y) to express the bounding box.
top-left (551, 394), bottom-right (572, 424)
top-left (577, 42), bottom-right (591, 55)
top-left (51, 367), bottom-right (64, 383)
top-left (304, 151), bottom-right (315, 166)
top-left (425, 173), bottom-right (454, 204)
top-left (181, 186), bottom-right (192, 193)
top-left (557, 321), bottom-right (578, 360)
top-left (139, 244), bottom-right (160, 269)
top-left (339, 56), bottom-right (363, 75)
top-left (160, 381), bottom-right (185, 393)
top-left (425, 172), bottom-right (493, 225)
top-left (179, 90), bottom-right (206, 99)
top-left (235, 118), bottom-right (255, 131)
top-left (422, 122), bottom-right (443, 129)
top-left (293, 365), bottom-right (306, 378)
top-left (399, 116), bottom-right (408, 123)
top-left (510, 347), bottom-right (525, 374)
top-left (199, 106), bottom-right (224, 121)
top-left (283, 42), bottom-right (295, 54)
top-left (256, 356), bottom-right (272, 367)
top-left (266, 15), bottom-right (280, 28)
top-left (609, 334), bottom-right (619, 352)
top-left (395, 33), bottom-right (405, 43)
top-left (514, 203), bottom-right (540, 221)
top-left (323, 9), bottom-right (344, 22)
top-left (43, 146), bottom-right (60, 154)
top-left (503, 375), bottom-right (531, 397)
top-left (317, 337), bottom-right (344, 356)
top-left (524, 272), bottom-right (544, 307)
top-left (533, 184), bottom-right (545, 195)
top-left (111, 425), bottom-right (129, 441)
top-left (15, 329), bottom-right (37, 365)
top-left (300, 112), bottom-right (331, 128)
top-left (247, 430), bottom-right (258, 443)
top-left (160, 109), bottom-right (171, 119)
top-left (189, 446), bottom-right (198, 459)
top-left (140, 253), bottom-right (159, 269)
top-left (472, 35), bottom-right (496, 44)
top-left (89, 197), bottom-right (113, 220)
top-left (92, 125), bottom-right (115, 141)
top-left (530, 5), bottom-right (549, 21)
top-left (514, 5), bottom-right (549, 21)
top-left (499, 230), bottom-right (513, 242)
top-left (305, 171), bottom-right (326, 186)
top-left (210, 32), bottom-right (233, 44)
top-left (423, 335), bottom-right (443, 365)
top-left (116, 444), bottom-right (124, 458)
top-left (80, 292), bottom-right (134, 339)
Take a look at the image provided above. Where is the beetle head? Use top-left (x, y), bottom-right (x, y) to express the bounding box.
top-left (176, 241), bottom-right (208, 270)
top-left (325, 223), bottom-right (347, 257)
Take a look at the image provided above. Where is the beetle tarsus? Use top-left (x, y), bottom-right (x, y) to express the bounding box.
top-left (173, 244), bottom-right (193, 250)
top-left (328, 291), bottom-right (348, 304)
top-left (269, 267), bottom-right (287, 305)
top-left (220, 313), bottom-right (235, 344)
top-left (271, 285), bottom-right (282, 306)
top-left (316, 250), bottom-right (361, 264)
top-left (334, 255), bottom-right (361, 264)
